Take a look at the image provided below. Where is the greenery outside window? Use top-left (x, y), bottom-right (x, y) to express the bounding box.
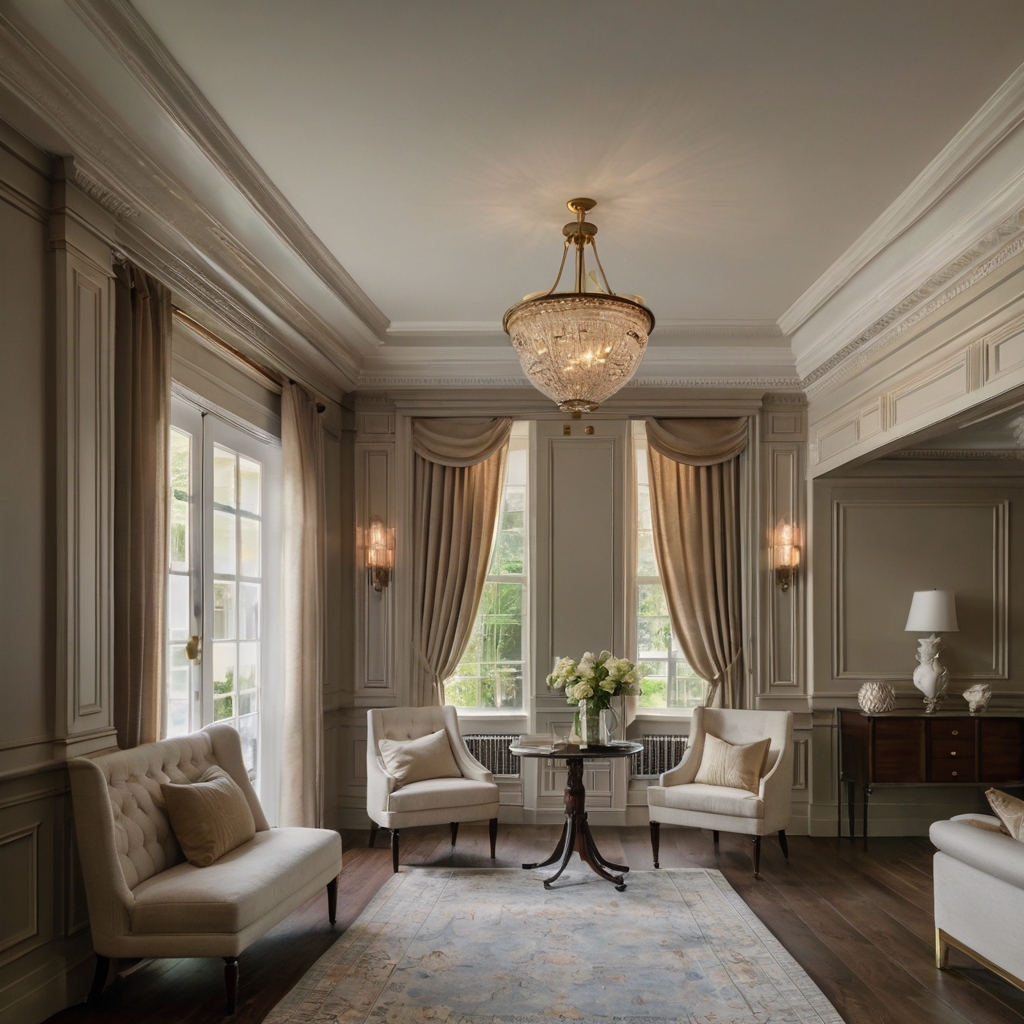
top-left (633, 424), bottom-right (704, 708)
top-left (446, 423), bottom-right (529, 710)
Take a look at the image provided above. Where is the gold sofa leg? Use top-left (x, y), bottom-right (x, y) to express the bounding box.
top-left (935, 928), bottom-right (949, 969)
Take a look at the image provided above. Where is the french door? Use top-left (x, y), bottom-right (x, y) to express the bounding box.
top-left (167, 394), bottom-right (282, 815)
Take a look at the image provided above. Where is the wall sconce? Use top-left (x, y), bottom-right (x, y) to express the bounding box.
top-left (774, 518), bottom-right (800, 592)
top-left (366, 515), bottom-right (394, 592)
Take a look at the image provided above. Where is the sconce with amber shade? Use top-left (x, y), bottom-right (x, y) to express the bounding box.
top-left (774, 519), bottom-right (800, 592)
top-left (366, 516), bottom-right (394, 592)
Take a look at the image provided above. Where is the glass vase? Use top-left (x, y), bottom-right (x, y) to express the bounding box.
top-left (577, 699), bottom-right (602, 747)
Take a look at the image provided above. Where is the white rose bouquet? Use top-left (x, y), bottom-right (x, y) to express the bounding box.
top-left (547, 651), bottom-right (641, 711)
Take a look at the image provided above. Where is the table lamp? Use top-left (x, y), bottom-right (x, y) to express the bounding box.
top-left (905, 589), bottom-right (958, 713)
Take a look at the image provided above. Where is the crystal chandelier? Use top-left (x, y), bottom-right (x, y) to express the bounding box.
top-left (503, 198), bottom-right (655, 413)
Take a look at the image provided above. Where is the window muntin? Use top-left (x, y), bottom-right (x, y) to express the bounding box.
top-left (634, 427), bottom-right (704, 708)
top-left (446, 424), bottom-right (529, 710)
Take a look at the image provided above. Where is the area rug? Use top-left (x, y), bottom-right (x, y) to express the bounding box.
top-left (266, 867), bottom-right (843, 1023)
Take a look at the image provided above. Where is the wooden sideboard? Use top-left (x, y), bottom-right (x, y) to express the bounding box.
top-left (837, 709), bottom-right (1024, 840)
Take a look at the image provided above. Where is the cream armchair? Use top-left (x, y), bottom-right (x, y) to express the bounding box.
top-left (366, 706), bottom-right (500, 871)
top-left (647, 707), bottom-right (793, 878)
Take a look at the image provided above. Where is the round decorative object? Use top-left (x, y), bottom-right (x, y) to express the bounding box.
top-left (858, 681), bottom-right (897, 714)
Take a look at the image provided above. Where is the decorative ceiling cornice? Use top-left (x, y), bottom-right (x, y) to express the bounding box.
top-left (803, 202), bottom-right (1024, 397)
top-left (887, 448), bottom-right (1024, 460)
top-left (66, 0), bottom-right (389, 342)
top-left (355, 374), bottom-right (802, 391)
top-left (69, 160), bottom-right (136, 217)
top-left (780, 62), bottom-right (1024, 337)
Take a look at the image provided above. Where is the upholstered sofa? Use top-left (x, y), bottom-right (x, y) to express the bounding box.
top-left (68, 723), bottom-right (342, 1013)
top-left (930, 812), bottom-right (1024, 991)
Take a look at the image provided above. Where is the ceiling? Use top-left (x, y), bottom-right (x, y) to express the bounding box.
top-left (5, 1), bottom-right (1024, 385)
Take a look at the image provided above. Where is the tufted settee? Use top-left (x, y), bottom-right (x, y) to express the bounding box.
top-left (68, 723), bottom-right (342, 1013)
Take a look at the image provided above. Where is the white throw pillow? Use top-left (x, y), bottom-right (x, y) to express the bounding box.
top-left (693, 733), bottom-right (771, 795)
top-left (378, 729), bottom-right (462, 787)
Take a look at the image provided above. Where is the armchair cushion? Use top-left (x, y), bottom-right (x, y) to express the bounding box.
top-left (131, 827), bottom-right (340, 935)
top-left (378, 729), bottom-right (461, 787)
top-left (693, 734), bottom-right (770, 794)
top-left (388, 777), bottom-right (498, 814)
top-left (161, 766), bottom-right (256, 867)
top-left (648, 782), bottom-right (764, 819)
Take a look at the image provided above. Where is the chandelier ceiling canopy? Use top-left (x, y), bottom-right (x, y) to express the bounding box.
top-left (503, 198), bottom-right (655, 413)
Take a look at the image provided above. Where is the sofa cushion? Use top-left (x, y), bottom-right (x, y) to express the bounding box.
top-left (647, 782), bottom-right (764, 819)
top-left (693, 734), bottom-right (770, 794)
top-left (161, 767), bottom-right (256, 867)
top-left (987, 788), bottom-right (1024, 841)
top-left (130, 827), bottom-right (340, 936)
top-left (929, 819), bottom-right (1024, 891)
top-left (378, 729), bottom-right (461, 787)
top-left (388, 777), bottom-right (497, 814)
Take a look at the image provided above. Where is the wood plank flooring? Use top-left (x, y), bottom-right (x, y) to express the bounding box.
top-left (45, 825), bottom-right (1024, 1024)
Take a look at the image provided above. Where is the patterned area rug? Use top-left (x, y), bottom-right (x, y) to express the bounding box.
top-left (266, 867), bottom-right (843, 1023)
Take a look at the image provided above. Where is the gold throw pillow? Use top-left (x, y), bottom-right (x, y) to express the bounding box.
top-left (693, 733), bottom-right (771, 795)
top-left (161, 766), bottom-right (256, 867)
top-left (986, 788), bottom-right (1024, 841)
top-left (963, 817), bottom-right (1011, 836)
top-left (378, 729), bottom-right (462, 787)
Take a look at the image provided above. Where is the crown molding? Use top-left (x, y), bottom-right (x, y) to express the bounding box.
top-left (66, 0), bottom-right (388, 342)
top-left (804, 202), bottom-right (1024, 398)
top-left (887, 448), bottom-right (1024, 460)
top-left (781, 60), bottom-right (1024, 337)
top-left (0, 8), bottom-right (369, 388)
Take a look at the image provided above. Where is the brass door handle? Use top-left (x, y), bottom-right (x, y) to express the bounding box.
top-left (185, 635), bottom-right (202, 664)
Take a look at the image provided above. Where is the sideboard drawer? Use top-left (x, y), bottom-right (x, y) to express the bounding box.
top-left (931, 738), bottom-right (972, 759)
top-left (929, 719), bottom-right (973, 741)
top-left (930, 759), bottom-right (976, 783)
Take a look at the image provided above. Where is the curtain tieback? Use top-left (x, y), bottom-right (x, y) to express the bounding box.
top-left (413, 643), bottom-right (446, 706)
top-left (701, 648), bottom-right (743, 709)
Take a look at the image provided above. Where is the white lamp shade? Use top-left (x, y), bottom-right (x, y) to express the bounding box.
top-left (905, 590), bottom-right (959, 632)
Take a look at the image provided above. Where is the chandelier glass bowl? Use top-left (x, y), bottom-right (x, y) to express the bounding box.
top-left (502, 198), bottom-right (655, 413)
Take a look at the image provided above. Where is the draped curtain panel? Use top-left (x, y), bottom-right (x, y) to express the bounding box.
top-left (411, 418), bottom-right (513, 707)
top-left (113, 262), bottom-right (171, 749)
top-left (281, 382), bottom-right (326, 828)
top-left (645, 418), bottom-right (747, 709)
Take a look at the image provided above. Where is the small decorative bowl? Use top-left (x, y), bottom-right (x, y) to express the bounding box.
top-left (858, 680), bottom-right (897, 714)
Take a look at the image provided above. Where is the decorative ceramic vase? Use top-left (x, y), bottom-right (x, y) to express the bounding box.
top-left (857, 681), bottom-right (897, 714)
top-left (575, 700), bottom-right (602, 747)
top-left (962, 683), bottom-right (993, 715)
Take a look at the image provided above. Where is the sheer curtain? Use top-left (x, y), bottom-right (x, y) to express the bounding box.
top-left (644, 418), bottom-right (747, 709)
top-left (411, 418), bottom-right (513, 707)
top-left (280, 382), bottom-right (325, 827)
top-left (112, 262), bottom-right (171, 749)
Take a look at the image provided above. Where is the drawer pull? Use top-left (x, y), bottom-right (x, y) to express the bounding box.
top-left (950, 751), bottom-right (956, 757)
top-left (952, 730), bottom-right (959, 737)
top-left (952, 771), bottom-right (958, 777)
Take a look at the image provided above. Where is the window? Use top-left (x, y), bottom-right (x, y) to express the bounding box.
top-left (633, 424), bottom-right (704, 708)
top-left (445, 422), bottom-right (529, 710)
top-left (166, 396), bottom-right (282, 794)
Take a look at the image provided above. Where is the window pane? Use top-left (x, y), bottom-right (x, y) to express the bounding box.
top-left (213, 446), bottom-right (235, 507)
top-left (213, 642), bottom-right (236, 696)
top-left (239, 457), bottom-right (261, 515)
top-left (169, 428), bottom-right (191, 571)
top-left (214, 695), bottom-right (234, 721)
top-left (213, 581), bottom-right (235, 640)
top-left (238, 714), bottom-right (258, 774)
top-left (168, 644), bottom-right (190, 698)
top-left (239, 583), bottom-right (260, 640)
top-left (238, 641), bottom-right (258, 691)
top-left (167, 700), bottom-right (190, 737)
top-left (239, 517), bottom-right (260, 577)
top-left (168, 574), bottom-right (190, 642)
top-left (213, 509), bottom-right (236, 574)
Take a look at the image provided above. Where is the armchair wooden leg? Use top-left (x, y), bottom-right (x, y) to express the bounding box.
top-left (391, 829), bottom-right (400, 873)
top-left (368, 823), bottom-right (379, 848)
top-left (87, 954), bottom-right (110, 1007)
top-left (778, 829), bottom-right (789, 860)
top-left (752, 835), bottom-right (762, 879)
top-left (223, 957), bottom-right (238, 1015)
top-left (489, 817), bottom-right (498, 858)
top-left (326, 877), bottom-right (338, 924)
top-left (450, 821), bottom-right (459, 847)
top-left (650, 820), bottom-right (661, 868)
top-left (712, 830), bottom-right (720, 847)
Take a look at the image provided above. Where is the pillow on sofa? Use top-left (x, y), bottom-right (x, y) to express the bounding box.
top-left (378, 729), bottom-right (462, 787)
top-left (161, 766), bottom-right (256, 867)
top-left (693, 734), bottom-right (771, 795)
top-left (986, 788), bottom-right (1024, 840)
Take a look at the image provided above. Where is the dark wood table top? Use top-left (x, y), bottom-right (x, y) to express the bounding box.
top-left (509, 741), bottom-right (643, 759)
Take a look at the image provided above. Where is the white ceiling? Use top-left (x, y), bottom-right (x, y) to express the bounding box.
top-left (125, 0), bottom-right (1024, 338)
top-left (4, 0), bottom-right (1024, 387)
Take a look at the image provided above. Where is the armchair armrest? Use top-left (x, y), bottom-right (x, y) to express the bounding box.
top-left (447, 733), bottom-right (495, 784)
top-left (366, 751), bottom-right (398, 816)
top-left (659, 743), bottom-right (699, 787)
top-left (758, 742), bottom-right (793, 815)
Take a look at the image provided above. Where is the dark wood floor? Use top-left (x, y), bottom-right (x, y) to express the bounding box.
top-left (47, 824), bottom-right (1024, 1024)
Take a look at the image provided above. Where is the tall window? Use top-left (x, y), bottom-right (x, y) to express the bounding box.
top-left (446, 422), bottom-right (529, 710)
top-left (633, 424), bottom-right (704, 708)
top-left (166, 396), bottom-right (281, 788)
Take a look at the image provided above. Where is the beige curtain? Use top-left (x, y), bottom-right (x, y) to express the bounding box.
top-left (645, 418), bottom-right (747, 709)
top-left (280, 383), bottom-right (325, 828)
top-left (113, 263), bottom-right (171, 749)
top-left (411, 418), bottom-right (513, 707)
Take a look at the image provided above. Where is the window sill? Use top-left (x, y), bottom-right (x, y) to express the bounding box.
top-left (452, 707), bottom-right (528, 718)
top-left (632, 708), bottom-right (696, 721)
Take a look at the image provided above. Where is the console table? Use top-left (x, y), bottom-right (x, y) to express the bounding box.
top-left (837, 709), bottom-right (1024, 841)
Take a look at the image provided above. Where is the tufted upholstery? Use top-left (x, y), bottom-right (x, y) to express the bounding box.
top-left (68, 723), bottom-right (339, 962)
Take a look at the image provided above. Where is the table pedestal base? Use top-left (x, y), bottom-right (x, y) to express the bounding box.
top-left (522, 756), bottom-right (629, 891)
